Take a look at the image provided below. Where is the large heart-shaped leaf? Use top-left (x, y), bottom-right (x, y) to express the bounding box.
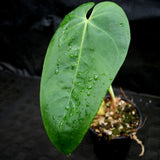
top-left (40, 2), bottom-right (130, 155)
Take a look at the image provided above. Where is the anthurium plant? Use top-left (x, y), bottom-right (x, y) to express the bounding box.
top-left (40, 1), bottom-right (130, 155)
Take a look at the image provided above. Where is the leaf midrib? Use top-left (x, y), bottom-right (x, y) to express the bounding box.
top-left (58, 19), bottom-right (88, 131)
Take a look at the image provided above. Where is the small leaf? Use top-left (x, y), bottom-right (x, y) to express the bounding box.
top-left (40, 1), bottom-right (130, 155)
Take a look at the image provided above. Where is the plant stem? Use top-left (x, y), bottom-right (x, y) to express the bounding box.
top-left (108, 85), bottom-right (116, 103)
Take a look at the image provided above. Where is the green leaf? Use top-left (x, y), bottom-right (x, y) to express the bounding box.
top-left (40, 1), bottom-right (130, 155)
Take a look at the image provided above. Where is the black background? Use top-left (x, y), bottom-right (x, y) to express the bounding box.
top-left (0, 1), bottom-right (160, 160)
top-left (0, 0), bottom-right (160, 95)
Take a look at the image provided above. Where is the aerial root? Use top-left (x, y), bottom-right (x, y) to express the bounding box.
top-left (130, 132), bottom-right (144, 157)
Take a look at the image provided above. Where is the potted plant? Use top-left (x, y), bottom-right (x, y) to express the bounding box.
top-left (40, 1), bottom-right (144, 157)
top-left (90, 86), bottom-right (144, 159)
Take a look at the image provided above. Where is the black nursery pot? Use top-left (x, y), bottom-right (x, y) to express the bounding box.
top-left (89, 97), bottom-right (142, 160)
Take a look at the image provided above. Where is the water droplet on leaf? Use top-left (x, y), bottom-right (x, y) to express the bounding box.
top-left (120, 23), bottom-right (124, 26)
top-left (55, 69), bottom-right (59, 74)
top-left (86, 103), bottom-right (89, 107)
top-left (89, 48), bottom-right (95, 52)
top-left (88, 77), bottom-right (93, 82)
top-left (87, 85), bottom-right (92, 89)
top-left (71, 63), bottom-right (76, 70)
top-left (69, 54), bottom-right (74, 58)
top-left (65, 106), bottom-right (69, 110)
top-left (87, 91), bottom-right (90, 96)
top-left (74, 52), bottom-right (78, 57)
top-left (94, 75), bottom-right (98, 80)
top-left (68, 41), bottom-right (71, 46)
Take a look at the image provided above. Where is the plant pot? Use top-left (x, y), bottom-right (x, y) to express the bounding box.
top-left (89, 96), bottom-right (142, 159)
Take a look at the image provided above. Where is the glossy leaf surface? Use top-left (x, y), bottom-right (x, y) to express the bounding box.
top-left (40, 2), bottom-right (130, 155)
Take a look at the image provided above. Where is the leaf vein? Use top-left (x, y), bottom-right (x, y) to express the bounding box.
top-left (90, 12), bottom-right (122, 20)
top-left (88, 21), bottom-right (120, 66)
top-left (69, 14), bottom-right (86, 20)
top-left (58, 20), bottom-right (88, 131)
top-left (66, 21), bottom-right (85, 32)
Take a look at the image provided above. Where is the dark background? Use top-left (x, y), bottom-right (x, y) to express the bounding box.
top-left (0, 1), bottom-right (160, 160)
top-left (0, 0), bottom-right (160, 96)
